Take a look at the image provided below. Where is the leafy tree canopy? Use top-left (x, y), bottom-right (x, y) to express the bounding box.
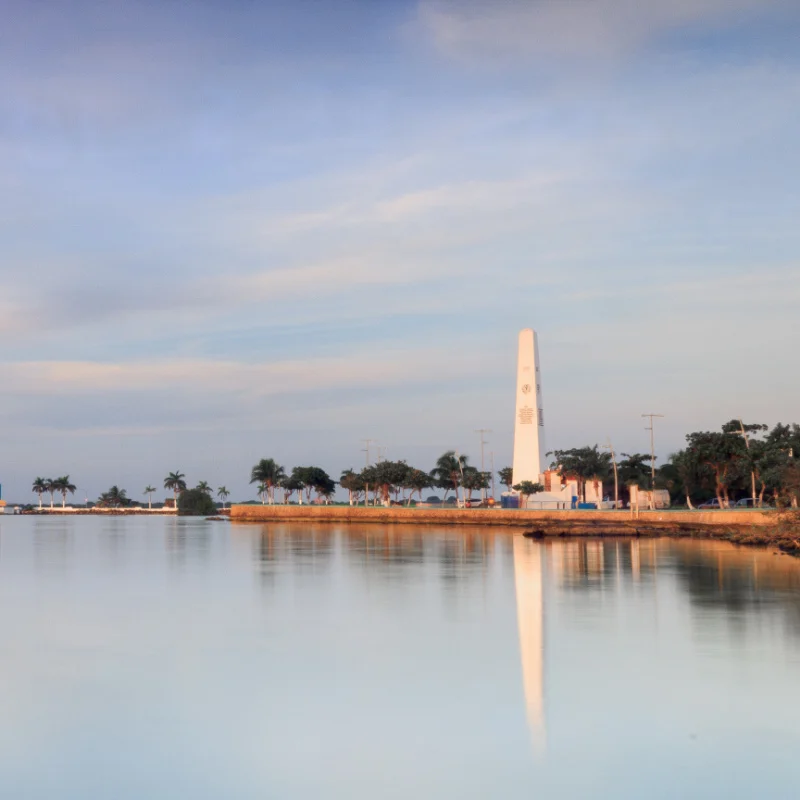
top-left (178, 488), bottom-right (216, 516)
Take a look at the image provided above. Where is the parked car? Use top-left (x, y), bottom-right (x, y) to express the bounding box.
top-left (734, 498), bottom-right (772, 508)
top-left (698, 498), bottom-right (723, 509)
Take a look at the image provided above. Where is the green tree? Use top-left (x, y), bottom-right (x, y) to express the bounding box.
top-left (498, 467), bottom-right (514, 492)
top-left (548, 446), bottom-right (611, 503)
top-left (618, 453), bottom-right (653, 490)
top-left (217, 486), bottom-right (230, 509)
top-left (52, 475), bottom-right (76, 508)
top-left (371, 461), bottom-right (410, 505)
top-left (97, 486), bottom-right (129, 508)
top-left (280, 474), bottom-right (304, 504)
top-left (403, 468), bottom-right (433, 505)
top-left (196, 480), bottom-right (212, 495)
top-left (722, 419), bottom-right (769, 503)
top-left (250, 459), bottom-right (286, 505)
top-left (288, 467), bottom-right (315, 504)
top-left (177, 488), bottom-right (216, 516)
top-left (164, 471), bottom-right (187, 507)
top-left (143, 485), bottom-right (157, 510)
top-left (685, 430), bottom-right (747, 508)
top-left (45, 478), bottom-right (56, 509)
top-left (431, 451), bottom-right (468, 503)
top-left (299, 466), bottom-right (335, 503)
top-left (32, 477), bottom-right (47, 510)
top-left (513, 480), bottom-right (545, 508)
top-left (339, 469), bottom-right (365, 506)
top-left (664, 451), bottom-right (705, 509)
top-left (359, 465), bottom-right (378, 506)
top-left (462, 467), bottom-right (491, 505)
top-left (762, 423), bottom-right (800, 506)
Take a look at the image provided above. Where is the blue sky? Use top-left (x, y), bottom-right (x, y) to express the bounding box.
top-left (1, 0), bottom-right (799, 502)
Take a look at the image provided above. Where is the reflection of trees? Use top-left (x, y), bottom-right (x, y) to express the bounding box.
top-left (547, 539), bottom-right (657, 592)
top-left (252, 525), bottom-right (499, 591)
top-left (99, 516), bottom-right (128, 565)
top-left (540, 537), bottom-right (800, 639)
top-left (667, 541), bottom-right (800, 635)
top-left (33, 518), bottom-right (74, 573)
top-left (339, 527), bottom-right (495, 588)
top-left (165, 519), bottom-right (212, 568)
top-left (253, 525), bottom-right (336, 587)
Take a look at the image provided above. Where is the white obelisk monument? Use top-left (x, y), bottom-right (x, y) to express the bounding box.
top-left (512, 328), bottom-right (546, 486)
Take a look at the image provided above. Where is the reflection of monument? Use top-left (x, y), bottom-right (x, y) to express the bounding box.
top-left (513, 536), bottom-right (545, 752)
top-left (512, 328), bottom-right (546, 486)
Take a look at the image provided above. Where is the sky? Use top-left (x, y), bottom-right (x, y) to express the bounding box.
top-left (1, 0), bottom-right (799, 503)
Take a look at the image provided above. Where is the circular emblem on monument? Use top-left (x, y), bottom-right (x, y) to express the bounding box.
top-left (521, 384), bottom-right (532, 394)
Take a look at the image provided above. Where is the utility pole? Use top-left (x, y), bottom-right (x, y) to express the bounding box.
top-left (738, 419), bottom-right (757, 505)
top-left (361, 439), bottom-right (374, 468)
top-left (474, 429), bottom-right (492, 502)
top-left (376, 445), bottom-right (387, 463)
top-left (455, 449), bottom-right (466, 507)
top-left (361, 439), bottom-right (375, 507)
top-left (642, 414), bottom-right (664, 510)
top-left (603, 439), bottom-right (619, 510)
top-left (489, 451), bottom-right (496, 502)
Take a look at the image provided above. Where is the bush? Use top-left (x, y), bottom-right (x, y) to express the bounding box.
top-left (178, 489), bottom-right (216, 517)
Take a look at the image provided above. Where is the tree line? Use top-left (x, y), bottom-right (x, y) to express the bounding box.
top-left (30, 471), bottom-right (231, 510)
top-left (545, 419), bottom-right (800, 508)
top-left (251, 452), bottom-right (500, 507)
top-left (248, 419), bottom-right (799, 510)
top-left (29, 419), bottom-right (800, 511)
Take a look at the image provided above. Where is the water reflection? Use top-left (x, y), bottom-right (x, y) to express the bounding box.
top-left (2, 517), bottom-right (800, 799)
top-left (513, 536), bottom-right (545, 753)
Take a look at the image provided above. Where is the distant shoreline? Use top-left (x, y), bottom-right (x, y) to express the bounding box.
top-left (9, 507), bottom-right (180, 515)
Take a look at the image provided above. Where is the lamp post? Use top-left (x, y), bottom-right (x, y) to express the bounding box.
top-left (474, 429), bottom-right (492, 502)
top-left (602, 440), bottom-right (619, 509)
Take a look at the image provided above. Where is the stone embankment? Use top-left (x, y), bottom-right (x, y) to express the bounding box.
top-left (230, 504), bottom-right (779, 534)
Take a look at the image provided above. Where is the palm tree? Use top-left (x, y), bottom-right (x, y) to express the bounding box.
top-left (99, 486), bottom-right (128, 508)
top-left (217, 486), bottom-right (230, 509)
top-left (53, 475), bottom-right (76, 508)
top-left (45, 478), bottom-right (56, 509)
top-left (256, 482), bottom-right (268, 504)
top-left (431, 451), bottom-right (468, 503)
top-left (143, 485), bottom-right (156, 510)
top-left (32, 477), bottom-right (47, 510)
top-left (196, 481), bottom-right (212, 495)
top-left (249, 459), bottom-right (285, 505)
top-left (164, 471), bottom-right (187, 507)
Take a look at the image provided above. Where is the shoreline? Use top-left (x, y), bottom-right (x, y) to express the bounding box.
top-left (229, 505), bottom-right (800, 554)
top-left (9, 508), bottom-right (180, 515)
top-left (229, 504), bottom-right (777, 530)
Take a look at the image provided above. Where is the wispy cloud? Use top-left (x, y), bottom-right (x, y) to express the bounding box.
top-left (418, 0), bottom-right (792, 61)
top-left (2, 347), bottom-right (492, 397)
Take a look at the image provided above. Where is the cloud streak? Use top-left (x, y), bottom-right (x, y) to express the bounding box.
top-left (418, 0), bottom-right (793, 61)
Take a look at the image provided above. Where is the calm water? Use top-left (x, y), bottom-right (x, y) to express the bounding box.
top-left (0, 516), bottom-right (799, 799)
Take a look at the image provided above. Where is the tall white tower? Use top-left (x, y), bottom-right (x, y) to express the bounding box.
top-left (512, 328), bottom-right (546, 486)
